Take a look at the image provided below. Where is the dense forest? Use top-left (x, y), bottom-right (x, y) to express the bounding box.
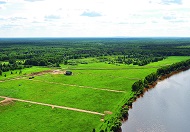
top-left (0, 38), bottom-right (190, 71)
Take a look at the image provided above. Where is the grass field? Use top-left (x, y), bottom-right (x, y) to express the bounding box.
top-left (0, 98), bottom-right (4, 101)
top-left (34, 68), bottom-right (156, 91)
top-left (147, 56), bottom-right (190, 66)
top-left (0, 56), bottom-right (190, 132)
top-left (0, 79), bottom-right (126, 113)
top-left (0, 66), bottom-right (50, 80)
top-left (0, 102), bottom-right (101, 132)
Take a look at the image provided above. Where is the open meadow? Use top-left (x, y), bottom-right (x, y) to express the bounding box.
top-left (1, 56), bottom-right (190, 131)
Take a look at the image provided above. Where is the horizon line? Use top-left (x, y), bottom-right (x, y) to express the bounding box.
top-left (0, 36), bottom-right (190, 39)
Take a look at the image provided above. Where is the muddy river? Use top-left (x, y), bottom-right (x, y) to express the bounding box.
top-left (122, 69), bottom-right (190, 132)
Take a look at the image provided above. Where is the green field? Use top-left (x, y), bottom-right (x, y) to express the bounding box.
top-left (0, 66), bottom-right (50, 80)
top-left (0, 56), bottom-right (190, 132)
top-left (0, 98), bottom-right (4, 101)
top-left (0, 79), bottom-right (126, 113)
top-left (147, 56), bottom-right (190, 66)
top-left (0, 102), bottom-right (101, 132)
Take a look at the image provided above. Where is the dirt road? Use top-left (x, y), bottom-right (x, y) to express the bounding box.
top-left (28, 79), bottom-right (126, 93)
top-left (0, 96), bottom-right (105, 116)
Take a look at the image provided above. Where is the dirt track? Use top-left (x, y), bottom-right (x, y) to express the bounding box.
top-left (0, 96), bottom-right (105, 116)
top-left (1, 77), bottom-right (125, 93)
top-left (28, 79), bottom-right (126, 93)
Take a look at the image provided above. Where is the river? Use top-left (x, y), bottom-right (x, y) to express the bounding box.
top-left (121, 69), bottom-right (190, 132)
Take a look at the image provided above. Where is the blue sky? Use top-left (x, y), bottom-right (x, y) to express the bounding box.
top-left (0, 0), bottom-right (190, 37)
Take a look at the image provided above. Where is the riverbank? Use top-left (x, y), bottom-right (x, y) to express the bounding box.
top-left (117, 59), bottom-right (190, 132)
top-left (121, 68), bottom-right (190, 132)
top-left (97, 59), bottom-right (190, 132)
top-left (143, 67), bottom-right (189, 94)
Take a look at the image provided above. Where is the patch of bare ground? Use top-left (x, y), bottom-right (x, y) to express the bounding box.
top-left (100, 119), bottom-right (105, 122)
top-left (104, 111), bottom-right (113, 115)
top-left (0, 98), bottom-right (14, 106)
top-left (29, 70), bottom-right (53, 76)
top-left (52, 70), bottom-right (65, 75)
top-left (29, 70), bottom-right (65, 76)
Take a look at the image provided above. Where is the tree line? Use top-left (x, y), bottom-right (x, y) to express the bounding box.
top-left (0, 38), bottom-right (190, 67)
top-left (0, 60), bottom-right (25, 76)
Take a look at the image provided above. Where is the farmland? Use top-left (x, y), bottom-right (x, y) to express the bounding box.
top-left (1, 56), bottom-right (190, 131)
top-left (1, 38), bottom-right (190, 131)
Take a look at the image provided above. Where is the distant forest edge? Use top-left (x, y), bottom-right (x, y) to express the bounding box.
top-left (1, 38), bottom-right (190, 74)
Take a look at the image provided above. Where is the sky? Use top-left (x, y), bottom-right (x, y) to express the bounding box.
top-left (0, 0), bottom-right (190, 37)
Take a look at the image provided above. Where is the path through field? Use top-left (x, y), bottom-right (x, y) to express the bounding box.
top-left (0, 73), bottom-right (126, 93)
top-left (28, 79), bottom-right (126, 93)
top-left (0, 69), bottom-right (126, 116)
top-left (0, 96), bottom-right (105, 116)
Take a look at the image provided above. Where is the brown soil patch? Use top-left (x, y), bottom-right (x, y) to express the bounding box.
top-left (29, 70), bottom-right (65, 76)
top-left (104, 111), bottom-right (113, 115)
top-left (0, 98), bottom-right (14, 106)
top-left (100, 119), bottom-right (105, 122)
top-left (30, 70), bottom-right (53, 76)
top-left (52, 70), bottom-right (65, 75)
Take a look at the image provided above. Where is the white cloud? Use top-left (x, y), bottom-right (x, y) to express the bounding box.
top-left (0, 1), bottom-right (6, 4)
top-left (0, 0), bottom-right (190, 37)
top-left (24, 0), bottom-right (44, 2)
top-left (160, 0), bottom-right (182, 5)
top-left (81, 10), bottom-right (102, 17)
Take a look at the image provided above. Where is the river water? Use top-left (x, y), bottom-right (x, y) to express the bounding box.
top-left (121, 69), bottom-right (190, 132)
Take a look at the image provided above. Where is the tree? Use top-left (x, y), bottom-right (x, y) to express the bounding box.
top-left (144, 79), bottom-right (149, 88)
top-left (132, 80), bottom-right (144, 92)
top-left (56, 63), bottom-right (60, 67)
top-left (0, 70), bottom-right (2, 76)
top-left (145, 73), bottom-right (158, 84)
top-left (39, 60), bottom-right (47, 66)
top-left (9, 59), bottom-right (16, 64)
top-left (64, 60), bottom-right (68, 65)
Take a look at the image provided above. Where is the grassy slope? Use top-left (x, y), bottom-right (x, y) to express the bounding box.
top-left (34, 68), bottom-right (156, 91)
top-left (0, 56), bottom-right (190, 132)
top-left (0, 79), bottom-right (125, 113)
top-left (0, 102), bottom-right (101, 132)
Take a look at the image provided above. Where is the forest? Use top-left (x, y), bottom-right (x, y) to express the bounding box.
top-left (1, 38), bottom-right (190, 74)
